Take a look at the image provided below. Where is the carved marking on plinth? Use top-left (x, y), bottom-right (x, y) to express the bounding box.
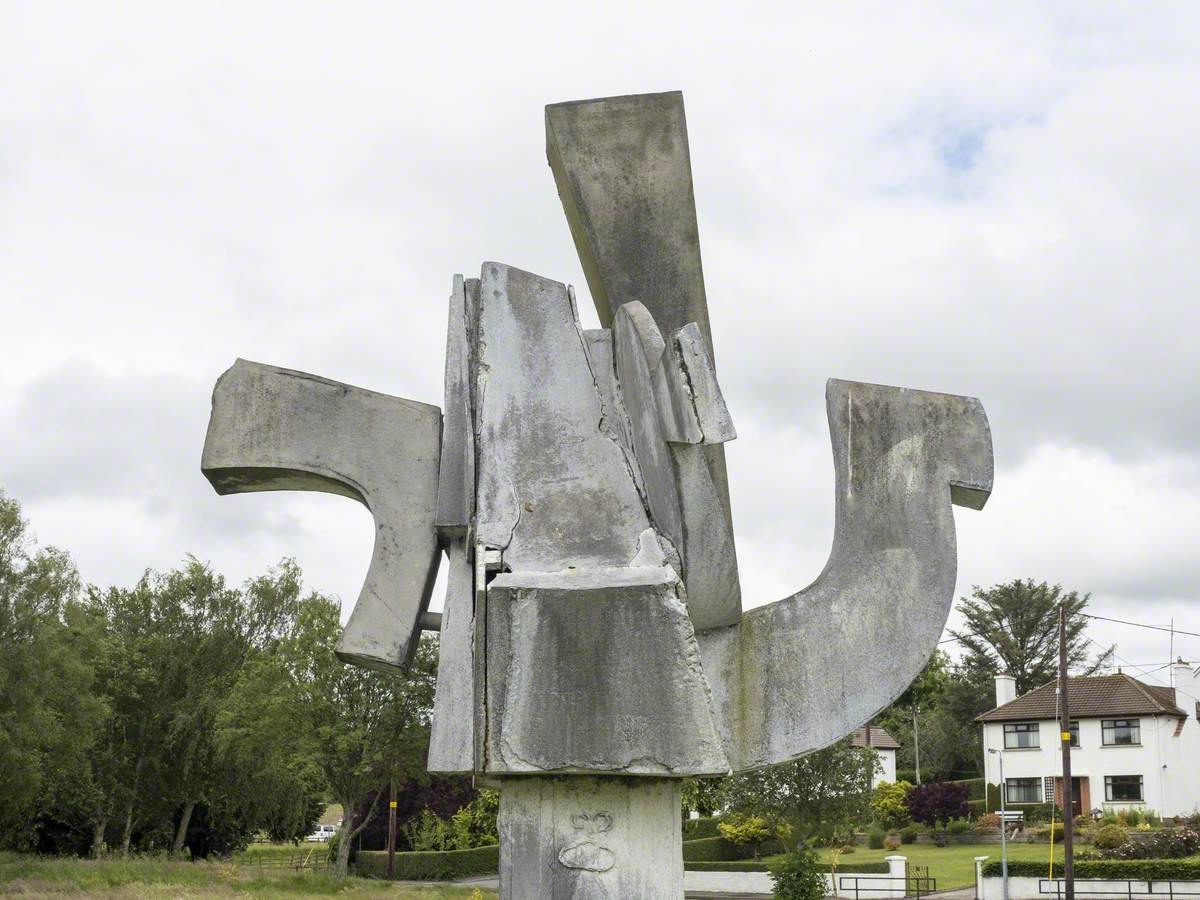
top-left (558, 811), bottom-right (615, 872)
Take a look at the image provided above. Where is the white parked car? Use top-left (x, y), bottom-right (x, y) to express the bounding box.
top-left (306, 824), bottom-right (337, 842)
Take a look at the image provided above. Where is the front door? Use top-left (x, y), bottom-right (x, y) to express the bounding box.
top-left (1055, 777), bottom-right (1086, 818)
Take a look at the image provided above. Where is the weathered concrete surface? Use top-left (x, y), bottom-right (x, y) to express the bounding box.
top-left (546, 92), bottom-right (712, 356)
top-left (202, 359), bottom-right (442, 671)
top-left (427, 538), bottom-right (474, 773)
top-left (545, 92), bottom-right (738, 613)
top-left (699, 379), bottom-right (993, 770)
top-left (613, 304), bottom-right (685, 563)
top-left (498, 776), bottom-right (683, 900)
top-left (671, 323), bottom-right (736, 444)
top-left (473, 262), bottom-right (653, 570)
top-left (434, 275), bottom-right (477, 537)
top-left (613, 303), bottom-right (741, 631)
top-left (484, 566), bottom-right (727, 776)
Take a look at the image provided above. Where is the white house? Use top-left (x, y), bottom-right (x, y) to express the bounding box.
top-left (851, 725), bottom-right (898, 787)
top-left (977, 661), bottom-right (1200, 818)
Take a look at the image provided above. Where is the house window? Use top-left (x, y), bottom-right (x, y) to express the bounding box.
top-left (1102, 719), bottom-right (1141, 746)
top-left (1105, 775), bottom-right (1143, 802)
top-left (1004, 722), bottom-right (1040, 749)
top-left (1006, 778), bottom-right (1042, 804)
top-left (1068, 721), bottom-right (1079, 747)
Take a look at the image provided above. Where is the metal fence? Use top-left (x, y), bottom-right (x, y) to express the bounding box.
top-left (1039, 880), bottom-right (1200, 900)
top-left (837, 867), bottom-right (936, 900)
top-left (248, 849), bottom-right (329, 872)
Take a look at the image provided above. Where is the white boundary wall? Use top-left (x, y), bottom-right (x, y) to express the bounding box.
top-left (830, 855), bottom-right (908, 899)
top-left (975, 856), bottom-right (1200, 900)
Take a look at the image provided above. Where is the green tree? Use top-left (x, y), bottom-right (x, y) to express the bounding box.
top-left (225, 592), bottom-right (438, 876)
top-left (951, 580), bottom-right (1110, 697)
top-left (0, 491), bottom-right (106, 851)
top-left (870, 780), bottom-right (912, 830)
top-left (682, 778), bottom-right (725, 818)
top-left (722, 739), bottom-right (879, 847)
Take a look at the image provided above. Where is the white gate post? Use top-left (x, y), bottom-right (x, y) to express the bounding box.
top-left (975, 855), bottom-right (990, 900)
top-left (886, 855), bottom-right (907, 899)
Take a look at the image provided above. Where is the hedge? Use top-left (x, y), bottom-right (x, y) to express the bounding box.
top-left (356, 844), bottom-right (499, 880)
top-left (948, 777), bottom-right (986, 801)
top-left (681, 836), bottom-right (785, 861)
top-left (687, 860), bottom-right (770, 872)
top-left (683, 817), bottom-right (721, 840)
top-left (983, 860), bottom-right (1200, 880)
top-left (685, 860), bottom-right (890, 874)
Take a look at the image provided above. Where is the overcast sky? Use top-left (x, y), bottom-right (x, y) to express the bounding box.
top-left (2, 2), bottom-right (1198, 688)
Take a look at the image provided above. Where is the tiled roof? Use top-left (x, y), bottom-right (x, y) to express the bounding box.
top-left (850, 725), bottom-right (900, 749)
top-left (976, 673), bottom-right (1188, 722)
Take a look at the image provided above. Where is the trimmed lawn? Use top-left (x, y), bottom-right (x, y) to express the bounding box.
top-left (769, 842), bottom-right (1064, 891)
top-left (0, 852), bottom-right (498, 898)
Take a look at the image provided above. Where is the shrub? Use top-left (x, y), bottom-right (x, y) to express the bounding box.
top-left (718, 813), bottom-right (780, 860)
top-left (1090, 826), bottom-right (1200, 860)
top-left (1032, 823), bottom-right (1063, 844)
top-left (771, 846), bottom-right (828, 900)
top-left (1022, 802), bottom-right (1059, 825)
top-left (1134, 827), bottom-right (1200, 859)
top-left (949, 777), bottom-right (986, 801)
top-left (839, 844), bottom-right (856, 854)
top-left (448, 790), bottom-right (499, 850)
top-left (402, 808), bottom-right (453, 852)
top-left (1119, 809), bottom-right (1143, 828)
top-left (867, 829), bottom-right (885, 849)
top-left (986, 783), bottom-right (1002, 813)
top-left (907, 782), bottom-right (970, 831)
top-left (975, 813), bottom-right (1001, 834)
top-left (870, 781), bottom-right (913, 830)
top-left (683, 817), bottom-right (721, 840)
top-left (900, 825), bottom-right (920, 844)
top-left (1093, 824), bottom-right (1129, 851)
top-left (947, 818), bottom-right (971, 835)
top-left (883, 835), bottom-right (901, 851)
top-left (356, 844), bottom-right (499, 880)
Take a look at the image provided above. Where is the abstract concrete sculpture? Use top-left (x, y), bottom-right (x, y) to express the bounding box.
top-left (202, 91), bottom-right (993, 898)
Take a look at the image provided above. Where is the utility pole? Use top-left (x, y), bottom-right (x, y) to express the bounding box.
top-left (386, 780), bottom-right (397, 879)
top-left (913, 705), bottom-right (922, 785)
top-left (1058, 603), bottom-right (1075, 900)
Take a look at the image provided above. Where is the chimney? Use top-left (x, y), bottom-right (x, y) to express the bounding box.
top-left (995, 673), bottom-right (1017, 708)
top-left (1173, 659), bottom-right (1198, 707)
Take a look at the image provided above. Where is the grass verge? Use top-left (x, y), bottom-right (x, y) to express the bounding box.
top-left (0, 851), bottom-right (497, 898)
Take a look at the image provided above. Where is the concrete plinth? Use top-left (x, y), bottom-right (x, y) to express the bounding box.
top-left (498, 776), bottom-right (683, 899)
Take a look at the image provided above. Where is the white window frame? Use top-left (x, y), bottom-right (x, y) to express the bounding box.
top-left (1104, 775), bottom-right (1143, 802)
top-left (1101, 719), bottom-right (1141, 746)
top-left (1003, 722), bottom-right (1041, 749)
top-left (1005, 777), bottom-right (1042, 804)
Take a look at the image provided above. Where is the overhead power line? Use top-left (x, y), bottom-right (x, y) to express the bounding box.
top-left (1081, 613), bottom-right (1200, 640)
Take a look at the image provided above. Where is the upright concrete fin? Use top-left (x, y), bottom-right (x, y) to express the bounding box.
top-left (428, 538), bottom-right (475, 773)
top-left (473, 262), bottom-right (652, 571)
top-left (699, 380), bottom-right (993, 770)
top-left (435, 275), bottom-right (477, 537)
top-left (546, 91), bottom-right (711, 353)
top-left (546, 92), bottom-right (738, 617)
top-left (201, 359), bottom-right (442, 672)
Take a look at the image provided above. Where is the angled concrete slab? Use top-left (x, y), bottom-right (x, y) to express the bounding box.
top-left (202, 359), bottom-right (442, 671)
top-left (699, 379), bottom-right (993, 770)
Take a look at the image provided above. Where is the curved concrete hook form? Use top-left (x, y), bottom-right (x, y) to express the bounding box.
top-left (201, 359), bottom-right (442, 672)
top-left (699, 379), bottom-right (993, 772)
